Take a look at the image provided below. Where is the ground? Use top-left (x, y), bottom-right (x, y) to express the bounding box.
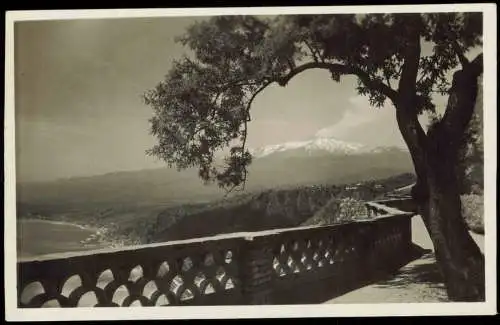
top-left (325, 215), bottom-right (485, 303)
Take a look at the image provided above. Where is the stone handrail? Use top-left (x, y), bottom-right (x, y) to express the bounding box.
top-left (17, 199), bottom-right (416, 307)
top-left (366, 197), bottom-right (417, 216)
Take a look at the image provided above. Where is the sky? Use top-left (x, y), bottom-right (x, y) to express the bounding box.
top-left (13, 16), bottom-right (479, 182)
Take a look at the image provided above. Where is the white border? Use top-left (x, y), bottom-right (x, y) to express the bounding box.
top-left (4, 4), bottom-right (497, 321)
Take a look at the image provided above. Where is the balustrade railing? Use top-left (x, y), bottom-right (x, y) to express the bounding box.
top-left (17, 199), bottom-right (416, 307)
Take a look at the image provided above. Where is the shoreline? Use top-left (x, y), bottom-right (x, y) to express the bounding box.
top-left (17, 218), bottom-right (121, 258)
top-left (18, 218), bottom-right (98, 232)
top-left (17, 215), bottom-right (151, 258)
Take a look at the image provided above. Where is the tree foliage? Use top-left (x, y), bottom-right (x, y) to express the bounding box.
top-left (144, 13), bottom-right (482, 193)
top-left (457, 76), bottom-right (484, 193)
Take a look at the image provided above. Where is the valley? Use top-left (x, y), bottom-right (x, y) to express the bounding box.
top-left (16, 138), bottom-right (416, 257)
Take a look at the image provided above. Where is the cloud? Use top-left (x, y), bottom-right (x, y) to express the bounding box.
top-left (315, 95), bottom-right (395, 140)
top-left (315, 90), bottom-right (458, 149)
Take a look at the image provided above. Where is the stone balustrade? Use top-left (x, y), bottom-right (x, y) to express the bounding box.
top-left (366, 197), bottom-right (416, 217)
top-left (17, 199), bottom-right (416, 308)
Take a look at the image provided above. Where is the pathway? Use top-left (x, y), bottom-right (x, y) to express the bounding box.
top-left (325, 215), bottom-right (485, 303)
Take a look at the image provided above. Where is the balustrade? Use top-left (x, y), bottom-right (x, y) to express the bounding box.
top-left (18, 199), bottom-right (415, 307)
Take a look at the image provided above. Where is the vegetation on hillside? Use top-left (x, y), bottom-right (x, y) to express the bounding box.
top-left (18, 168), bottom-right (415, 246)
top-left (300, 197), bottom-right (369, 227)
top-left (458, 77), bottom-right (484, 234)
top-left (152, 173), bottom-right (415, 242)
top-left (458, 76), bottom-right (484, 195)
top-left (461, 194), bottom-right (484, 235)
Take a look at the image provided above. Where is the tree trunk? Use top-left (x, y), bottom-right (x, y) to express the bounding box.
top-left (421, 132), bottom-right (485, 300)
top-left (405, 59), bottom-right (485, 302)
top-left (425, 171), bottom-right (485, 300)
top-left (408, 140), bottom-right (485, 302)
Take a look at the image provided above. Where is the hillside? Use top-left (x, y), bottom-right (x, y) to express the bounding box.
top-left (17, 146), bottom-right (413, 212)
top-left (17, 140), bottom-right (415, 246)
top-left (17, 172), bottom-right (416, 247)
top-left (152, 173), bottom-right (416, 242)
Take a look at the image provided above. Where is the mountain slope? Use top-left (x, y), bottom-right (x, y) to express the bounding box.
top-left (250, 136), bottom-right (407, 158)
top-left (152, 172), bottom-right (416, 242)
top-left (18, 151), bottom-right (413, 211)
top-left (17, 135), bottom-right (414, 216)
top-left (250, 137), bottom-right (370, 158)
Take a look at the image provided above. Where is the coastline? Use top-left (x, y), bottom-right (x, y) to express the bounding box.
top-left (18, 218), bottom-right (98, 231)
top-left (17, 218), bottom-right (116, 258)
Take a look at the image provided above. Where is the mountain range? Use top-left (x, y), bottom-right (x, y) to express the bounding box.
top-left (17, 136), bottom-right (414, 213)
top-left (250, 136), bottom-right (406, 158)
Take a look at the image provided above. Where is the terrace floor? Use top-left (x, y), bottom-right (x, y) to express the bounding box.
top-left (325, 215), bottom-right (485, 304)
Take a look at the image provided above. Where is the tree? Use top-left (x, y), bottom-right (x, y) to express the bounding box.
top-left (429, 75), bottom-right (484, 195)
top-left (144, 13), bottom-right (484, 301)
top-left (296, 189), bottom-right (311, 217)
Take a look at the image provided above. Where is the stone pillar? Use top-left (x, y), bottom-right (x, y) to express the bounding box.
top-left (239, 236), bottom-right (275, 305)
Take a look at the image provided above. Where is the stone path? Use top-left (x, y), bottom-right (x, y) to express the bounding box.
top-left (325, 215), bottom-right (485, 304)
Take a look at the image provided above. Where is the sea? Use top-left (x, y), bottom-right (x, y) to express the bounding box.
top-left (16, 219), bottom-right (108, 259)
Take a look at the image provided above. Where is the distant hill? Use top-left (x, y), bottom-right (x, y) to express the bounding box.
top-left (17, 145), bottom-right (413, 212)
top-left (16, 139), bottom-right (415, 245)
top-left (152, 173), bottom-right (416, 242)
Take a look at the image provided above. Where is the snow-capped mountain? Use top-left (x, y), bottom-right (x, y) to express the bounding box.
top-left (250, 136), bottom-right (406, 158)
top-left (18, 135), bottom-right (414, 212)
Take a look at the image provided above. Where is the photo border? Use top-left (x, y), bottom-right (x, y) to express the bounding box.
top-left (4, 4), bottom-right (497, 321)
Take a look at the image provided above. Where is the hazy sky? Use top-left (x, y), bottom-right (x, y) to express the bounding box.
top-left (14, 16), bottom-right (477, 182)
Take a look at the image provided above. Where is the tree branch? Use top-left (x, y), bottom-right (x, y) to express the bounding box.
top-left (439, 52), bottom-right (483, 143)
top-left (303, 40), bottom-right (320, 62)
top-left (385, 74), bottom-right (392, 89)
top-left (275, 61), bottom-right (398, 101)
top-left (398, 33), bottom-right (421, 99)
top-left (245, 81), bottom-right (273, 122)
top-left (450, 38), bottom-right (470, 68)
top-left (393, 22), bottom-right (430, 183)
top-left (223, 183), bottom-right (243, 198)
top-left (224, 80), bottom-right (273, 195)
